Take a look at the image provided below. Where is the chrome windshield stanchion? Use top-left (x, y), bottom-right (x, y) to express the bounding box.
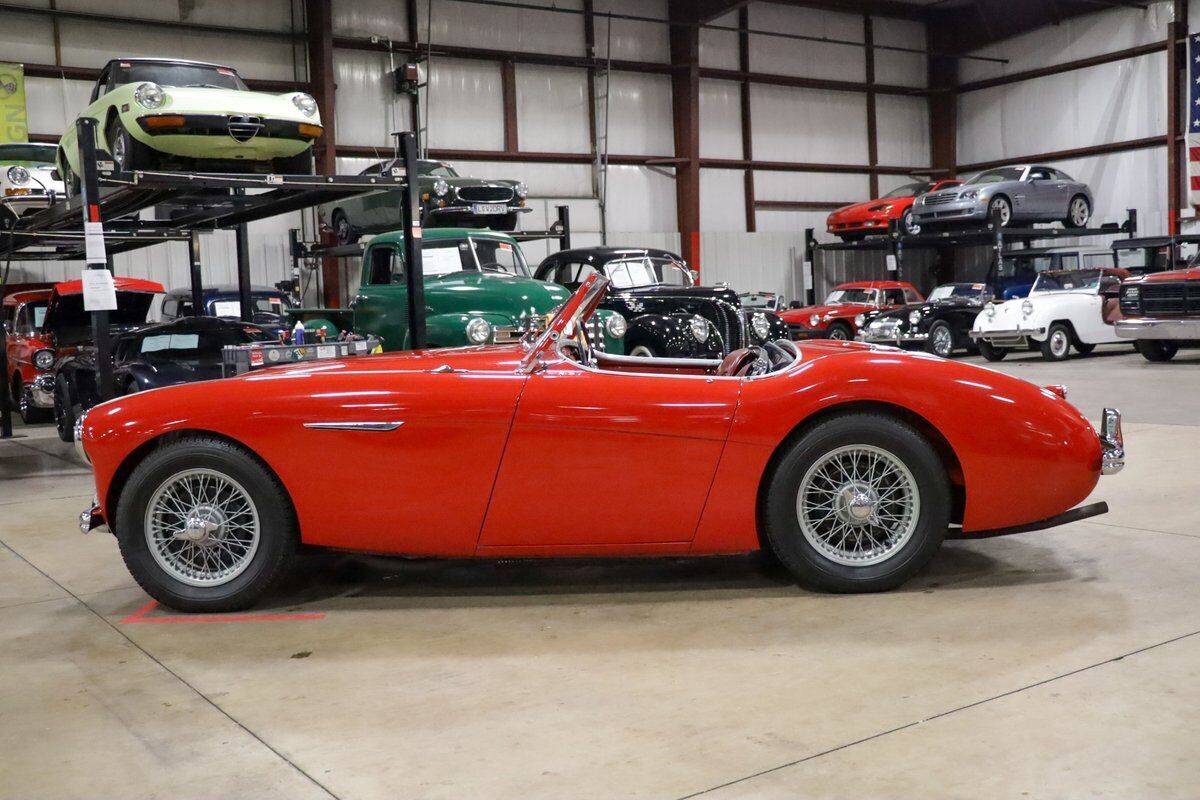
top-left (1100, 407), bottom-right (1124, 476)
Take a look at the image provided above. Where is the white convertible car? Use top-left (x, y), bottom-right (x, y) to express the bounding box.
top-left (0, 142), bottom-right (65, 227)
top-left (970, 267), bottom-right (1132, 361)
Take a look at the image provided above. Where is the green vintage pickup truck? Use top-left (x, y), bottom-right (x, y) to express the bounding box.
top-left (292, 228), bottom-right (627, 353)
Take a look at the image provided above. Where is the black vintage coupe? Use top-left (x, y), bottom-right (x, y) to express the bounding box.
top-left (535, 247), bottom-right (787, 358)
top-left (856, 282), bottom-right (993, 357)
top-left (53, 316), bottom-right (274, 441)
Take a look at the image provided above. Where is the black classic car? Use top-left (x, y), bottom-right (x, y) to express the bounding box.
top-left (52, 316), bottom-right (274, 441)
top-left (856, 282), bottom-right (993, 357)
top-left (158, 284), bottom-right (295, 335)
top-left (321, 159), bottom-right (529, 244)
top-left (534, 247), bottom-right (787, 358)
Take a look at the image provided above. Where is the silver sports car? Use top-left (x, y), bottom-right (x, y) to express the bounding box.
top-left (911, 164), bottom-right (1093, 230)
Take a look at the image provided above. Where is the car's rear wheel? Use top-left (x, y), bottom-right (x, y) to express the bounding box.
top-left (1136, 339), bottom-right (1179, 362)
top-left (925, 321), bottom-right (955, 357)
top-left (763, 413), bottom-right (950, 593)
top-left (826, 322), bottom-right (852, 341)
top-left (115, 437), bottom-right (297, 612)
top-left (1040, 323), bottom-right (1072, 361)
top-left (976, 340), bottom-right (1008, 361)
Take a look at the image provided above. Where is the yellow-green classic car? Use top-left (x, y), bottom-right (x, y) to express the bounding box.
top-left (56, 58), bottom-right (323, 188)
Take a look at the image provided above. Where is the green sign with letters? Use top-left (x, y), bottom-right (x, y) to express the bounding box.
top-left (0, 63), bottom-right (28, 143)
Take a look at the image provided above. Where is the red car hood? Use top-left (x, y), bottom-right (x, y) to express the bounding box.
top-left (829, 198), bottom-right (912, 220)
top-left (781, 303), bottom-right (873, 322)
top-left (1130, 267), bottom-right (1200, 282)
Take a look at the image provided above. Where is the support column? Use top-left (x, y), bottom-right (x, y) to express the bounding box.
top-left (305, 0), bottom-right (340, 307)
top-left (927, 19), bottom-right (958, 181)
top-left (669, 0), bottom-right (701, 272)
top-left (864, 15), bottom-right (879, 198)
top-left (738, 6), bottom-right (755, 232)
top-left (501, 59), bottom-right (519, 153)
top-left (1168, 7), bottom-right (1185, 234)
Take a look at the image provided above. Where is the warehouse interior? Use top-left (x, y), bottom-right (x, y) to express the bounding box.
top-left (2, 1), bottom-right (1199, 798)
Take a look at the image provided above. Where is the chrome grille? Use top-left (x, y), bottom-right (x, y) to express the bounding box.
top-left (922, 193), bottom-right (959, 206)
top-left (1140, 283), bottom-right (1200, 315)
top-left (227, 116), bottom-right (263, 143)
top-left (458, 186), bottom-right (514, 203)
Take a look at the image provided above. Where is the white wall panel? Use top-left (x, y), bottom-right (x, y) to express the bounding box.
top-left (24, 77), bottom-right (93, 139)
top-left (750, 85), bottom-right (868, 164)
top-left (594, 0), bottom-right (668, 64)
top-left (700, 168), bottom-right (746, 232)
top-left (748, 3), bottom-right (865, 82)
top-left (701, 231), bottom-right (806, 299)
top-left (426, 58), bottom-right (504, 151)
top-left (0, 12), bottom-right (55, 65)
top-left (959, 2), bottom-right (1171, 85)
top-left (754, 170), bottom-right (870, 203)
top-left (332, 0), bottom-right (409, 41)
top-left (958, 52), bottom-right (1165, 165)
top-left (872, 17), bottom-right (926, 88)
top-left (603, 165), bottom-right (676, 232)
top-left (755, 209), bottom-right (831, 242)
top-left (333, 48), bottom-right (409, 148)
top-left (452, 161), bottom-right (593, 198)
top-left (516, 65), bottom-right (590, 154)
top-left (54, 0), bottom-right (301, 31)
top-left (699, 10), bottom-right (739, 70)
top-left (604, 71), bottom-right (674, 156)
top-left (1050, 147), bottom-right (1167, 235)
top-left (875, 94), bottom-right (929, 168)
top-left (699, 79), bottom-right (742, 159)
top-left (418, 0), bottom-right (585, 58)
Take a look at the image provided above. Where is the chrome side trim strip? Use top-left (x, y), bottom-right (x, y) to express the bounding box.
top-left (303, 421), bottom-right (405, 432)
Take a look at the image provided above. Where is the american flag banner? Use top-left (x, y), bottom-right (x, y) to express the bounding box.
top-left (1191, 33), bottom-right (1200, 207)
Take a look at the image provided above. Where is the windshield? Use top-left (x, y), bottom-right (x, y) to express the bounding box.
top-left (0, 144), bottom-right (57, 166)
top-left (824, 288), bottom-right (877, 305)
top-left (418, 160), bottom-right (459, 178)
top-left (881, 182), bottom-right (932, 199)
top-left (207, 293), bottom-right (293, 318)
top-left (419, 237), bottom-right (530, 277)
top-left (739, 292), bottom-right (777, 309)
top-left (964, 166), bottom-right (1025, 186)
top-left (1031, 270), bottom-right (1103, 293)
top-left (137, 326), bottom-right (273, 367)
top-left (927, 284), bottom-right (990, 303)
top-left (112, 62), bottom-right (247, 90)
top-left (604, 257), bottom-right (690, 289)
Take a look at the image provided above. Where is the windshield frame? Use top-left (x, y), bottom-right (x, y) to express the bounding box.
top-left (824, 288), bottom-right (879, 306)
top-left (519, 273), bottom-right (608, 374)
top-left (603, 256), bottom-right (691, 289)
top-left (926, 284), bottom-right (990, 303)
top-left (1030, 269), bottom-right (1104, 294)
top-left (112, 61), bottom-right (248, 91)
top-left (964, 166), bottom-right (1027, 186)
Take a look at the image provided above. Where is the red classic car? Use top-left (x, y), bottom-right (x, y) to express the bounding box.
top-left (5, 278), bottom-right (162, 423)
top-left (782, 280), bottom-right (923, 341)
top-left (77, 273), bottom-right (1123, 613)
top-left (4, 288), bottom-right (53, 423)
top-left (1115, 266), bottom-right (1200, 361)
top-left (827, 179), bottom-right (962, 240)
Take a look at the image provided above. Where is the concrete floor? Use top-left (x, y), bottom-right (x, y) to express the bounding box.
top-left (2, 344), bottom-right (1198, 799)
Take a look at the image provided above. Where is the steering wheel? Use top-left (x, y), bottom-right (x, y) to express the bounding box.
top-left (763, 340), bottom-right (792, 371)
top-left (557, 336), bottom-right (592, 366)
top-left (745, 346), bottom-right (771, 377)
top-left (479, 262), bottom-right (507, 273)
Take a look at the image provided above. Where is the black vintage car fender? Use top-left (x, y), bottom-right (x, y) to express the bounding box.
top-left (620, 310), bottom-right (723, 359)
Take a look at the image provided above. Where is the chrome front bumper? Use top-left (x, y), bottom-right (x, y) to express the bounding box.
top-left (1100, 407), bottom-right (1124, 476)
top-left (1114, 318), bottom-right (1200, 341)
top-left (859, 329), bottom-right (928, 345)
top-left (970, 326), bottom-right (1046, 345)
top-left (31, 373), bottom-right (55, 408)
top-left (912, 198), bottom-right (987, 224)
top-left (79, 498), bottom-right (108, 534)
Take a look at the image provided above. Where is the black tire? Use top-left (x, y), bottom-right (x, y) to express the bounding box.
top-left (488, 212), bottom-right (520, 231)
top-left (54, 379), bottom-right (75, 443)
top-left (901, 208), bottom-right (919, 236)
top-left (826, 322), bottom-right (853, 341)
top-left (987, 195), bottom-right (1012, 228)
top-left (763, 413), bottom-right (950, 593)
top-left (1063, 195), bottom-right (1091, 229)
top-left (17, 380), bottom-right (51, 424)
top-left (1040, 323), bottom-right (1072, 361)
top-left (275, 149), bottom-right (315, 175)
top-left (114, 437), bottom-right (298, 612)
top-left (1136, 339), bottom-right (1179, 362)
top-left (331, 210), bottom-right (357, 246)
top-left (924, 321), bottom-right (955, 357)
top-left (106, 117), bottom-right (154, 172)
top-left (977, 340), bottom-right (1008, 361)
top-left (838, 233), bottom-right (866, 242)
top-left (628, 343), bottom-right (657, 358)
top-left (1073, 342), bottom-right (1096, 355)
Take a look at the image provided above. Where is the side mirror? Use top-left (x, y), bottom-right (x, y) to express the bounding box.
top-left (689, 269), bottom-right (700, 286)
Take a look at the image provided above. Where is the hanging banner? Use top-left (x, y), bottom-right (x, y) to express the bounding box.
top-left (0, 63), bottom-right (28, 144)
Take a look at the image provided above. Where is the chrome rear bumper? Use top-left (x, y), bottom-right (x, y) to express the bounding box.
top-left (1100, 407), bottom-right (1124, 476)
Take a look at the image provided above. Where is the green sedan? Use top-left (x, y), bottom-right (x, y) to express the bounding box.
top-left (57, 58), bottom-right (322, 188)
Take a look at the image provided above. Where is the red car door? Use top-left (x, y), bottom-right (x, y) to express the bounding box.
top-left (478, 363), bottom-right (740, 548)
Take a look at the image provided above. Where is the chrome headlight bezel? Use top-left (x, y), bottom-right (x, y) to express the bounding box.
top-left (465, 317), bottom-right (492, 344)
top-left (514, 181), bottom-right (528, 199)
top-left (1021, 299), bottom-right (1034, 316)
top-left (33, 348), bottom-right (55, 370)
top-left (6, 165), bottom-right (29, 185)
top-left (854, 313), bottom-right (865, 328)
top-left (605, 312), bottom-right (627, 339)
top-left (433, 178), bottom-right (450, 197)
top-left (808, 314), bottom-right (820, 327)
top-left (292, 92), bottom-right (318, 117)
top-left (985, 304), bottom-right (996, 318)
top-left (750, 311), bottom-right (771, 341)
top-left (908, 310), bottom-right (922, 326)
top-left (134, 82), bottom-right (166, 109)
top-left (689, 314), bottom-right (710, 343)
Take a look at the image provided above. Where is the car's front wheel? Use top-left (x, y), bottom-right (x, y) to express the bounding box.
top-left (987, 196), bottom-right (1012, 227)
top-left (925, 321), bottom-right (955, 357)
top-left (1136, 339), bottom-right (1179, 362)
top-left (763, 413), bottom-right (950, 593)
top-left (826, 322), bottom-right (852, 341)
top-left (1064, 195), bottom-right (1091, 229)
top-left (902, 208), bottom-right (920, 236)
top-left (628, 344), bottom-right (656, 358)
top-left (107, 118), bottom-right (154, 172)
top-left (1040, 323), bottom-right (1073, 361)
top-left (976, 340), bottom-right (1008, 361)
top-left (54, 378), bottom-right (75, 443)
top-left (115, 437), bottom-right (297, 612)
top-left (17, 380), bottom-right (51, 424)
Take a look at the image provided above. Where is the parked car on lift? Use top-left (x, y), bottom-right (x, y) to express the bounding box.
top-left (157, 284), bottom-right (294, 335)
top-left (5, 278), bottom-right (162, 423)
top-left (826, 179), bottom-right (962, 241)
top-left (289, 228), bottom-right (626, 353)
top-left (53, 316), bottom-right (275, 442)
top-left (535, 247), bottom-right (787, 358)
top-left (321, 159), bottom-right (529, 244)
top-left (970, 268), bottom-right (1131, 361)
top-left (0, 143), bottom-right (65, 229)
top-left (76, 272), bottom-right (1124, 612)
top-left (1114, 258), bottom-right (1200, 361)
top-left (988, 246), bottom-right (1115, 300)
top-left (858, 283), bottom-right (993, 357)
top-left (3, 287), bottom-right (53, 423)
top-left (57, 58), bottom-right (322, 191)
top-left (780, 280), bottom-right (923, 341)
top-left (912, 165), bottom-right (1093, 231)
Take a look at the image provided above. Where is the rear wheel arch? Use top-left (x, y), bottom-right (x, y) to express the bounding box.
top-left (754, 400), bottom-right (966, 551)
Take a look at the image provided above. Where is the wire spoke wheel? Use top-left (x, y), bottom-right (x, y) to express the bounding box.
top-left (144, 468), bottom-right (261, 587)
top-left (931, 325), bottom-right (953, 356)
top-left (795, 444), bottom-right (920, 567)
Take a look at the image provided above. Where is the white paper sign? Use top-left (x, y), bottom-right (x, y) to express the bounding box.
top-left (885, 254), bottom-right (898, 272)
top-left (81, 269), bottom-right (118, 311)
top-left (422, 247), bottom-right (463, 276)
top-left (211, 300), bottom-right (242, 317)
top-left (84, 221), bottom-right (107, 265)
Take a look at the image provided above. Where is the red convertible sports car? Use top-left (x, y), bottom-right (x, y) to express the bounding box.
top-left (77, 274), bottom-right (1124, 612)
top-left (782, 280), bottom-right (922, 341)
top-left (827, 179), bottom-right (962, 240)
